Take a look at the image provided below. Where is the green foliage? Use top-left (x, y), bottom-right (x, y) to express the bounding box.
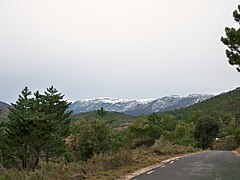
top-left (88, 150), bottom-right (132, 171)
top-left (97, 107), bottom-right (107, 118)
top-left (221, 5), bottom-right (240, 72)
top-left (126, 116), bottom-right (163, 148)
top-left (151, 136), bottom-right (196, 155)
top-left (161, 88), bottom-right (240, 121)
top-left (0, 122), bottom-right (12, 167)
top-left (0, 162), bottom-right (71, 180)
top-left (73, 110), bottom-right (136, 128)
top-left (0, 149), bottom-right (133, 180)
top-left (169, 122), bottom-right (195, 146)
top-left (147, 113), bottom-right (192, 146)
top-left (212, 136), bottom-right (238, 151)
top-left (235, 128), bottom-right (240, 146)
top-left (7, 87), bottom-right (39, 170)
top-left (147, 113), bottom-right (161, 124)
top-left (40, 86), bottom-right (72, 163)
top-left (151, 136), bottom-right (171, 153)
top-left (74, 119), bottom-right (116, 160)
top-left (6, 86), bottom-right (71, 170)
top-left (154, 88), bottom-right (240, 150)
top-left (160, 115), bottom-right (177, 132)
top-left (194, 116), bottom-right (220, 149)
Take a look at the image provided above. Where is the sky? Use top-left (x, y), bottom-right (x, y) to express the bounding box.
top-left (0, 0), bottom-right (239, 103)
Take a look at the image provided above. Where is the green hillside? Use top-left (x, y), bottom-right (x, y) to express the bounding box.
top-left (161, 87), bottom-right (240, 120)
top-left (73, 110), bottom-right (136, 129)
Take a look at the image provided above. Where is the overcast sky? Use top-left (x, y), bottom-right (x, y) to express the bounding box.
top-left (0, 0), bottom-right (239, 103)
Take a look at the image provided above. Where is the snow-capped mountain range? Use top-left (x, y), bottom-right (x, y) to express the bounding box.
top-left (68, 94), bottom-right (214, 116)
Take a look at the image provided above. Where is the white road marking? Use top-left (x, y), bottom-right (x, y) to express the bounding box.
top-left (146, 170), bottom-right (155, 175)
top-left (170, 161), bottom-right (174, 164)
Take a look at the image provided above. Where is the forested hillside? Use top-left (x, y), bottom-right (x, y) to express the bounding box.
top-left (162, 87), bottom-right (240, 120)
top-left (73, 110), bottom-right (136, 129)
top-left (148, 87), bottom-right (240, 151)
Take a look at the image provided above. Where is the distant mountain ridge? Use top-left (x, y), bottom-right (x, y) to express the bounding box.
top-left (163, 87), bottom-right (240, 119)
top-left (69, 94), bottom-right (213, 116)
top-left (0, 101), bottom-right (10, 109)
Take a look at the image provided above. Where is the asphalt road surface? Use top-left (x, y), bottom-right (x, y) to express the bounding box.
top-left (132, 151), bottom-right (240, 180)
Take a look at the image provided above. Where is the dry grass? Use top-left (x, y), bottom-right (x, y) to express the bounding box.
top-left (0, 146), bottom-right (199, 180)
top-left (234, 147), bottom-right (240, 157)
top-left (151, 137), bottom-right (196, 155)
top-left (86, 147), bottom-right (172, 180)
top-left (86, 145), bottom-right (199, 180)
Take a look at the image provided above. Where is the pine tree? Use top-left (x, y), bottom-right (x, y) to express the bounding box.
top-left (40, 86), bottom-right (72, 162)
top-left (97, 107), bottom-right (107, 118)
top-left (194, 116), bottom-right (219, 149)
top-left (6, 86), bottom-right (72, 170)
top-left (221, 5), bottom-right (240, 72)
top-left (0, 121), bottom-right (11, 168)
top-left (7, 87), bottom-right (40, 170)
top-left (75, 119), bottom-right (114, 160)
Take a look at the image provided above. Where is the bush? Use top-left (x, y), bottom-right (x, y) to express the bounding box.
top-left (212, 137), bottom-right (238, 151)
top-left (126, 116), bottom-right (163, 148)
top-left (194, 116), bottom-right (219, 149)
top-left (64, 149), bottom-right (133, 179)
top-left (0, 162), bottom-right (71, 180)
top-left (75, 120), bottom-right (116, 160)
top-left (88, 150), bottom-right (132, 171)
top-left (151, 137), bottom-right (196, 155)
top-left (212, 139), bottom-right (228, 150)
top-left (235, 128), bottom-right (240, 146)
top-left (235, 147), bottom-right (240, 155)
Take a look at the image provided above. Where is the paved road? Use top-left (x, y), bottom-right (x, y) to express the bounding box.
top-left (132, 151), bottom-right (240, 180)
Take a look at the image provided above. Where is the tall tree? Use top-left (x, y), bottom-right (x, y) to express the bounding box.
top-left (194, 116), bottom-right (219, 149)
top-left (0, 121), bottom-right (11, 168)
top-left (40, 86), bottom-right (72, 162)
top-left (97, 107), bottom-right (107, 118)
top-left (75, 119), bottom-right (114, 160)
top-left (221, 5), bottom-right (240, 72)
top-left (7, 87), bottom-right (40, 170)
top-left (6, 86), bottom-right (72, 170)
top-left (34, 86), bottom-right (71, 162)
top-left (126, 116), bottom-right (163, 148)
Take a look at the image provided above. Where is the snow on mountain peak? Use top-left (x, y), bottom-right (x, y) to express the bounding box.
top-left (82, 97), bottom-right (130, 104)
top-left (69, 94), bottom-right (214, 116)
top-left (136, 99), bottom-right (155, 104)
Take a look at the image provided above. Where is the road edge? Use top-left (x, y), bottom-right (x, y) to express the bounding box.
top-left (118, 151), bottom-right (203, 180)
top-left (233, 148), bottom-right (240, 159)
